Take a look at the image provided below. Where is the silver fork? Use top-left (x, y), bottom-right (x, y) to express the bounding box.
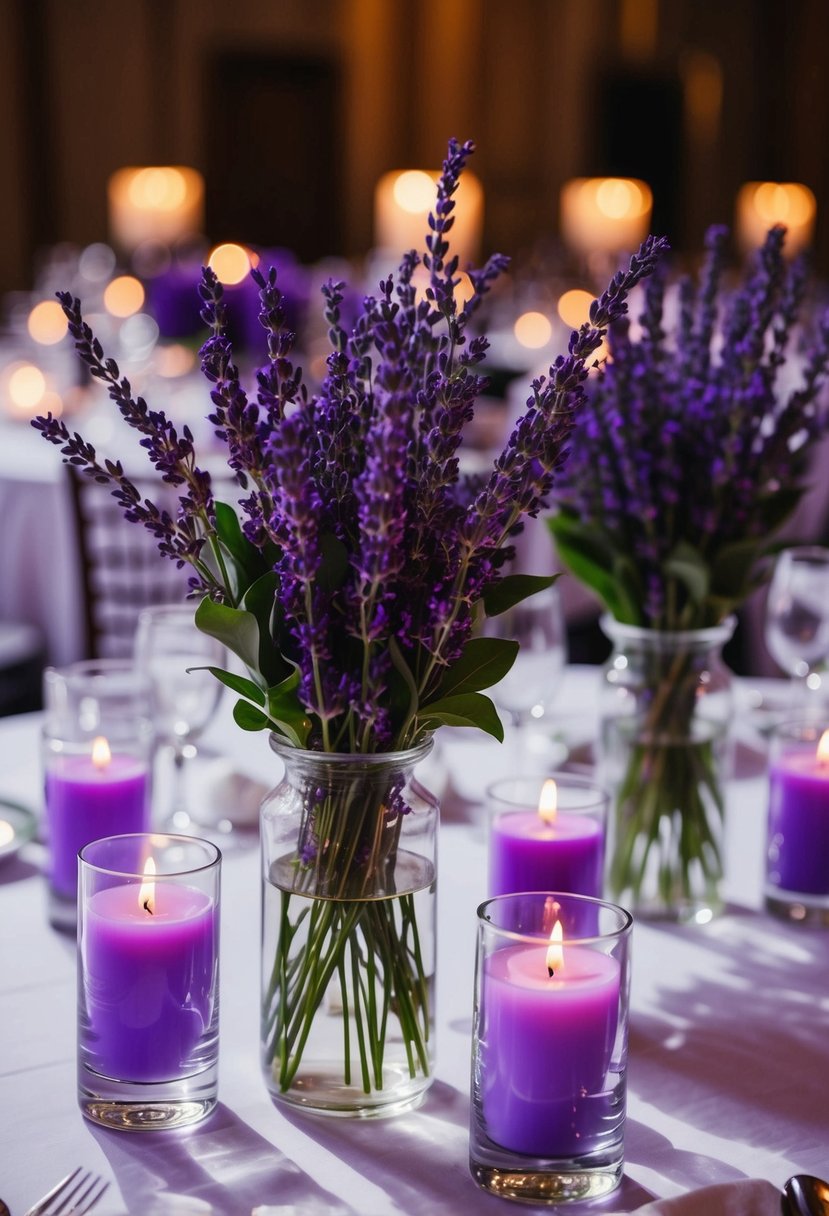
top-left (24, 1168), bottom-right (109, 1216)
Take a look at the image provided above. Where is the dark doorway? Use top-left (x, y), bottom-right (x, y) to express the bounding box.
top-left (205, 51), bottom-right (343, 261)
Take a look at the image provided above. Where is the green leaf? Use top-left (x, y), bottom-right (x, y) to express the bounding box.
top-left (482, 574), bottom-right (560, 618)
top-left (266, 669), bottom-right (313, 748)
top-left (233, 699), bottom-right (271, 731)
top-left (201, 665), bottom-right (266, 705)
top-left (664, 541), bottom-right (710, 606)
top-left (549, 512), bottom-right (640, 623)
top-left (708, 537), bottom-right (764, 601)
top-left (416, 692), bottom-right (505, 742)
top-left (436, 637), bottom-right (519, 697)
top-left (241, 571), bottom-right (291, 686)
top-left (195, 596), bottom-right (261, 672)
top-left (214, 500), bottom-right (273, 594)
top-left (214, 501), bottom-right (254, 569)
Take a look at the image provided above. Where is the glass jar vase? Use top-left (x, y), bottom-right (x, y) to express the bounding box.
top-left (260, 737), bottom-right (438, 1117)
top-left (598, 616), bottom-right (735, 922)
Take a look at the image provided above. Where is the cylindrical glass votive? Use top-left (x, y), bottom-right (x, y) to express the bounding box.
top-left (487, 774), bottom-right (608, 899)
top-left (77, 833), bottom-right (221, 1130)
top-left (42, 660), bottom-right (153, 931)
top-left (470, 892), bottom-right (632, 1204)
top-left (766, 719), bottom-right (829, 924)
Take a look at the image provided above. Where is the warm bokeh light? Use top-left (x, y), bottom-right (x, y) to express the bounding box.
top-left (27, 300), bottom-right (68, 345)
top-left (735, 181), bottom-right (816, 257)
top-left (374, 168), bottom-right (484, 265)
top-left (595, 178), bottom-right (645, 220)
top-left (127, 166), bottom-right (188, 212)
top-left (557, 288), bottom-right (594, 330)
top-left (393, 170), bottom-right (436, 214)
top-left (108, 165), bottom-right (204, 252)
top-left (560, 177), bottom-right (653, 257)
top-left (154, 344), bottom-right (197, 378)
top-left (410, 266), bottom-right (474, 307)
top-left (8, 363), bottom-right (46, 411)
top-left (514, 311), bottom-right (553, 350)
top-left (0, 820), bottom-right (14, 848)
top-left (103, 275), bottom-right (145, 318)
top-left (753, 182), bottom-right (815, 227)
top-left (208, 242), bottom-right (255, 286)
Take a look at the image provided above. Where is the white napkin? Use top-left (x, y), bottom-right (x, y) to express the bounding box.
top-left (189, 757), bottom-right (267, 827)
top-left (623, 1178), bottom-right (781, 1216)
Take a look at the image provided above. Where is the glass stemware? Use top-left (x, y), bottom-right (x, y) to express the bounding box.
top-left (484, 586), bottom-right (567, 764)
top-left (134, 603), bottom-right (226, 837)
top-left (764, 546), bottom-right (829, 709)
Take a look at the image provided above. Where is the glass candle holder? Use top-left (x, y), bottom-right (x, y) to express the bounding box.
top-left (77, 833), bottom-right (221, 1130)
top-left (42, 658), bottom-right (153, 932)
top-left (487, 774), bottom-right (608, 899)
top-left (470, 892), bottom-right (632, 1205)
top-left (43, 658), bottom-right (152, 742)
top-left (766, 719), bottom-right (829, 924)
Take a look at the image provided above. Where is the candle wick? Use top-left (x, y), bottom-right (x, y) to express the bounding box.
top-left (143, 899), bottom-right (153, 915)
top-left (547, 966), bottom-right (555, 978)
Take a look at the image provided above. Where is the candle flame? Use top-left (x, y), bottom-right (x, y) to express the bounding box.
top-left (91, 736), bottom-right (111, 770)
top-left (139, 856), bottom-right (156, 915)
top-left (546, 920), bottom-right (564, 977)
top-left (538, 779), bottom-right (557, 825)
top-left (817, 730), bottom-right (829, 765)
top-left (393, 169), bottom-right (436, 214)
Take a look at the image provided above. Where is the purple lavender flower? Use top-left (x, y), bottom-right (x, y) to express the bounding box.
top-left (34, 138), bottom-right (667, 752)
top-left (551, 224), bottom-right (829, 630)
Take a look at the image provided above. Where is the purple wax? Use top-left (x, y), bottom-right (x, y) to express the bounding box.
top-left (768, 752), bottom-right (829, 894)
top-left (46, 753), bottom-right (150, 897)
top-left (81, 882), bottom-right (218, 1082)
top-left (145, 265), bottom-right (202, 338)
top-left (489, 810), bottom-right (604, 899)
top-left (479, 941), bottom-right (620, 1156)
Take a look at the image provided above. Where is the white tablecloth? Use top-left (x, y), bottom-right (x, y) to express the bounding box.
top-left (0, 667), bottom-right (826, 1215)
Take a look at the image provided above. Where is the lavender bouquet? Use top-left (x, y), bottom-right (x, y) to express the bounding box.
top-left (36, 139), bottom-right (665, 1107)
top-left (549, 224), bottom-right (829, 917)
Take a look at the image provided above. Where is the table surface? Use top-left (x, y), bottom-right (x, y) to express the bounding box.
top-left (1, 666), bottom-right (827, 1216)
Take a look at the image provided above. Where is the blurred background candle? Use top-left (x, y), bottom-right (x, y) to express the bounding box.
top-left (735, 181), bottom-right (816, 257)
top-left (43, 732), bottom-right (150, 901)
top-left (488, 774), bottom-right (607, 899)
top-left (767, 720), bottom-right (829, 918)
top-left (107, 166), bottom-right (205, 254)
top-left (373, 166), bottom-right (483, 266)
top-left (560, 176), bottom-right (653, 258)
top-left (41, 658), bottom-right (153, 930)
top-left (77, 833), bottom-right (220, 1130)
top-left (470, 892), bottom-right (632, 1202)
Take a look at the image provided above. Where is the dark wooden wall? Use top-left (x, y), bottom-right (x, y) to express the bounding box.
top-left (1, 0), bottom-right (828, 295)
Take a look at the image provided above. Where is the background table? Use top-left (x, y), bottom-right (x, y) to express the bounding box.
top-left (0, 667), bottom-right (827, 1215)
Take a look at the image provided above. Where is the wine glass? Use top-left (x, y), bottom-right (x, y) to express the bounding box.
top-left (134, 603), bottom-right (227, 837)
top-left (764, 546), bottom-right (829, 709)
top-left (484, 586), bottom-right (568, 764)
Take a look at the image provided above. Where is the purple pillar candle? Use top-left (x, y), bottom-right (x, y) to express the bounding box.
top-left (489, 777), bottom-right (605, 899)
top-left (768, 737), bottom-right (829, 894)
top-left (45, 736), bottom-right (150, 898)
top-left (82, 864), bottom-right (218, 1082)
top-left (479, 929), bottom-right (620, 1156)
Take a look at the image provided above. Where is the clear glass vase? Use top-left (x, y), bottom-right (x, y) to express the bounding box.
top-left (598, 616), bottom-right (735, 922)
top-left (260, 737), bottom-right (438, 1117)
